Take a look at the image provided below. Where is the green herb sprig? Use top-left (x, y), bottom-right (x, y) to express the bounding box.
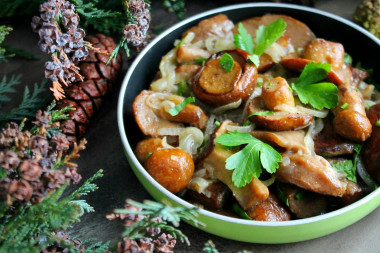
top-left (215, 131), bottom-right (282, 187)
top-left (219, 53), bottom-right (234, 72)
top-left (168, 96), bottom-right (195, 116)
top-left (234, 19), bottom-right (286, 67)
top-left (291, 62), bottom-right (339, 110)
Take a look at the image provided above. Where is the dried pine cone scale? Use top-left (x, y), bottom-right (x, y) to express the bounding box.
top-left (57, 34), bottom-right (122, 143)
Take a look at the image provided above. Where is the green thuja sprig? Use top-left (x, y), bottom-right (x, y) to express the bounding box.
top-left (0, 170), bottom-right (105, 253)
top-left (0, 77), bottom-right (50, 124)
top-left (114, 199), bottom-right (203, 245)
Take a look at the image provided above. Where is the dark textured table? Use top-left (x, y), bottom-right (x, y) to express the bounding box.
top-left (2, 0), bottom-right (380, 252)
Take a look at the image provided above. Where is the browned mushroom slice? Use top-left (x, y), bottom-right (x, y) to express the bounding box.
top-left (192, 50), bottom-right (257, 106)
top-left (304, 39), bottom-right (345, 71)
top-left (247, 96), bottom-right (312, 131)
top-left (175, 64), bottom-right (201, 82)
top-left (186, 181), bottom-right (232, 210)
top-left (199, 120), bottom-right (269, 210)
top-left (135, 138), bottom-right (163, 164)
top-left (261, 76), bottom-right (295, 111)
top-left (281, 58), bottom-right (344, 86)
top-left (339, 178), bottom-right (362, 206)
top-left (158, 94), bottom-right (209, 130)
top-left (275, 153), bottom-right (345, 197)
top-left (132, 90), bottom-right (209, 137)
top-left (362, 103), bottom-right (380, 181)
top-left (234, 14), bottom-right (315, 51)
top-left (176, 45), bottom-right (211, 64)
top-left (182, 14), bottom-right (234, 43)
top-left (351, 67), bottom-right (370, 88)
top-left (332, 74), bottom-right (372, 142)
top-left (246, 193), bottom-right (290, 221)
top-left (279, 183), bottom-right (330, 219)
top-left (313, 117), bottom-right (356, 156)
top-left (250, 130), bottom-right (311, 155)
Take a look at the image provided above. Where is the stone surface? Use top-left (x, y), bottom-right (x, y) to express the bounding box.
top-left (2, 0), bottom-right (380, 252)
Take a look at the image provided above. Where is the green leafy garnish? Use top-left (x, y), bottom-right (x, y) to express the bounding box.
top-left (234, 23), bottom-right (254, 54)
top-left (332, 160), bottom-right (357, 183)
top-left (275, 184), bottom-right (289, 207)
top-left (254, 18), bottom-right (287, 56)
top-left (295, 191), bottom-right (305, 200)
top-left (215, 131), bottom-right (282, 187)
top-left (344, 53), bottom-right (352, 65)
top-left (168, 96), bottom-right (195, 116)
top-left (176, 81), bottom-right (190, 96)
top-left (291, 62), bottom-right (339, 110)
top-left (247, 111), bottom-right (275, 117)
top-left (232, 203), bottom-right (252, 220)
top-left (341, 102), bottom-right (349, 109)
top-left (234, 19), bottom-right (286, 67)
top-left (219, 53), bottom-right (234, 72)
top-left (376, 119), bottom-right (380, 127)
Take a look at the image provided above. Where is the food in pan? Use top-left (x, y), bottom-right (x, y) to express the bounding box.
top-left (132, 13), bottom-right (380, 221)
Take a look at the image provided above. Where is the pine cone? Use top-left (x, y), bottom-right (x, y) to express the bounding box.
top-left (57, 34), bottom-right (122, 143)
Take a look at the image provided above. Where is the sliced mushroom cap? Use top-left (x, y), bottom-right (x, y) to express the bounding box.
top-left (261, 76), bottom-right (295, 111)
top-left (362, 103), bottom-right (380, 181)
top-left (182, 14), bottom-right (234, 43)
top-left (313, 117), bottom-right (356, 157)
top-left (234, 14), bottom-right (315, 51)
top-left (304, 39), bottom-right (345, 71)
top-left (135, 138), bottom-right (163, 164)
top-left (132, 90), bottom-right (209, 137)
top-left (278, 183), bottom-right (330, 219)
top-left (199, 120), bottom-right (269, 210)
top-left (246, 193), bottom-right (290, 221)
top-left (275, 153), bottom-right (345, 197)
top-left (185, 181), bottom-right (232, 210)
top-left (192, 50), bottom-right (258, 106)
top-left (250, 130), bottom-right (311, 155)
top-left (247, 96), bottom-right (312, 131)
top-left (176, 45), bottom-right (211, 64)
top-left (175, 64), bottom-right (201, 83)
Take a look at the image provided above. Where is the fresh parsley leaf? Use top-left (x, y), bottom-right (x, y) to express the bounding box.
top-left (254, 18), bottom-right (287, 56)
top-left (176, 81), bottom-right (190, 96)
top-left (233, 23), bottom-right (254, 54)
top-left (376, 119), bottom-right (380, 127)
top-left (247, 111), bottom-right (275, 117)
top-left (215, 132), bottom-right (282, 187)
top-left (247, 54), bottom-right (260, 67)
top-left (168, 96), bottom-right (195, 116)
top-left (291, 62), bottom-right (338, 110)
top-left (219, 53), bottom-right (234, 72)
top-left (344, 53), bottom-right (352, 65)
top-left (332, 160), bottom-right (357, 183)
top-left (233, 19), bottom-right (286, 67)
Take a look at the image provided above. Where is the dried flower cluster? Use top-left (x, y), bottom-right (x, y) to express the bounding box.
top-left (107, 203), bottom-right (177, 253)
top-left (124, 0), bottom-right (151, 48)
top-left (0, 108), bottom-right (84, 206)
top-left (31, 0), bottom-right (91, 99)
top-left (41, 231), bottom-right (86, 253)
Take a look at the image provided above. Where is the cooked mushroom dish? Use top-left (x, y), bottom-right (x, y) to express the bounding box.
top-left (132, 13), bottom-right (380, 221)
